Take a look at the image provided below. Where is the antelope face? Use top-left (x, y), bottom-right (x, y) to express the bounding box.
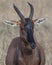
top-left (4, 2), bottom-right (46, 49)
top-left (23, 18), bottom-right (35, 49)
top-left (13, 2), bottom-right (36, 49)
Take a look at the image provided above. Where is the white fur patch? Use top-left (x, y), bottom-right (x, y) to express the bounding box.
top-left (36, 18), bottom-right (46, 25)
top-left (4, 20), bottom-right (17, 27)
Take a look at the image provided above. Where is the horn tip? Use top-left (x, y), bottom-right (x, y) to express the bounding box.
top-left (27, 2), bottom-right (31, 6)
top-left (13, 3), bottom-right (15, 6)
top-left (13, 3), bottom-right (17, 9)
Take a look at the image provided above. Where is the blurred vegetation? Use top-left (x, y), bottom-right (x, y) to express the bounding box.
top-left (0, 0), bottom-right (52, 65)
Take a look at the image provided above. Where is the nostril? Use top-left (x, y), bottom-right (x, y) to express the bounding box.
top-left (30, 43), bottom-right (36, 49)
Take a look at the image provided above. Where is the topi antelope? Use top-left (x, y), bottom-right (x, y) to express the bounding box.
top-left (5, 2), bottom-right (45, 65)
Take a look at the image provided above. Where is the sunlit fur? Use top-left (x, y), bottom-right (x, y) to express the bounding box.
top-left (5, 18), bottom-right (45, 65)
top-left (5, 2), bottom-right (45, 65)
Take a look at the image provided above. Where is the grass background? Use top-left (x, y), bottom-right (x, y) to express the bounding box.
top-left (0, 0), bottom-right (52, 65)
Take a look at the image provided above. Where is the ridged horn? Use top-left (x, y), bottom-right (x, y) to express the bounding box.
top-left (13, 4), bottom-right (25, 23)
top-left (28, 2), bottom-right (34, 19)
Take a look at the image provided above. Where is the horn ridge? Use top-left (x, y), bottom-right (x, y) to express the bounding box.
top-left (13, 3), bottom-right (25, 23)
top-left (27, 2), bottom-right (34, 19)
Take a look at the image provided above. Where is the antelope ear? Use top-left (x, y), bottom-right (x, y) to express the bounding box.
top-left (36, 18), bottom-right (46, 24)
top-left (4, 20), bottom-right (21, 27)
top-left (33, 18), bottom-right (46, 24)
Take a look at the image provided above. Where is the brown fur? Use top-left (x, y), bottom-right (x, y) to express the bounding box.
top-left (6, 37), bottom-right (45, 65)
top-left (5, 20), bottom-right (45, 65)
top-left (5, 2), bottom-right (45, 65)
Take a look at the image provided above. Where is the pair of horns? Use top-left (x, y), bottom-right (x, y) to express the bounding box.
top-left (13, 2), bottom-right (34, 23)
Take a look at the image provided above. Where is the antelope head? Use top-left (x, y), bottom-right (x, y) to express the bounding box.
top-left (4, 2), bottom-right (45, 49)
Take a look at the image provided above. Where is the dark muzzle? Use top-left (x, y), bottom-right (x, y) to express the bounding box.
top-left (27, 30), bottom-right (36, 49)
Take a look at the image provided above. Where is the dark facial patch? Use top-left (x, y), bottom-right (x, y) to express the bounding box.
top-left (24, 18), bottom-right (33, 30)
top-left (24, 18), bottom-right (36, 49)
